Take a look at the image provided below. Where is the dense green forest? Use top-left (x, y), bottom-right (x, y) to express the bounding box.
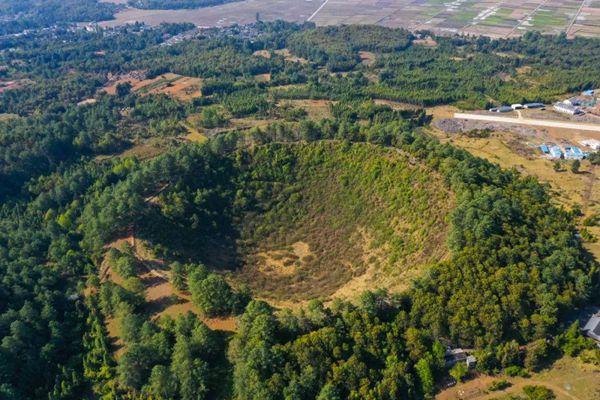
top-left (128, 0), bottom-right (241, 9)
top-left (0, 17), bottom-right (599, 399)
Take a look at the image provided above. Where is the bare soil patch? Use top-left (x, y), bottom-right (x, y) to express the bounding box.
top-left (413, 37), bottom-right (438, 47)
top-left (253, 241), bottom-right (314, 278)
top-left (274, 48), bottom-right (309, 64)
top-left (254, 73), bottom-right (271, 82)
top-left (277, 99), bottom-right (333, 120)
top-left (103, 72), bottom-right (202, 101)
top-left (101, 236), bottom-right (237, 332)
top-left (358, 51), bottom-right (376, 66)
top-left (253, 49), bottom-right (271, 59)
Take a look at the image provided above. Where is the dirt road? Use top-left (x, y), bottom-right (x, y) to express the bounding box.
top-left (454, 113), bottom-right (600, 133)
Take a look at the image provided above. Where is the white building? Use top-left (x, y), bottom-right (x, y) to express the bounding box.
top-left (554, 102), bottom-right (580, 115)
top-left (580, 139), bottom-right (600, 151)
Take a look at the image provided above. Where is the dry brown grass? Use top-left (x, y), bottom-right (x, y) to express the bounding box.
top-left (413, 37), bottom-right (438, 47)
top-left (277, 99), bottom-right (333, 120)
top-left (101, 236), bottom-right (237, 333)
top-left (358, 51), bottom-right (376, 66)
top-left (254, 73), bottom-right (271, 82)
top-left (516, 65), bottom-right (533, 75)
top-left (105, 316), bottom-right (125, 359)
top-left (229, 142), bottom-right (453, 306)
top-left (436, 356), bottom-right (600, 400)
top-left (274, 48), bottom-right (309, 64)
top-left (120, 140), bottom-right (167, 160)
top-left (374, 99), bottom-right (422, 111)
top-left (254, 241), bottom-right (311, 277)
top-left (103, 73), bottom-right (202, 101)
top-left (183, 121), bottom-right (208, 143)
top-left (253, 50), bottom-right (271, 59)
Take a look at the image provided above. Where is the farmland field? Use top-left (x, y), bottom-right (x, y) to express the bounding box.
top-left (100, 0), bottom-right (600, 38)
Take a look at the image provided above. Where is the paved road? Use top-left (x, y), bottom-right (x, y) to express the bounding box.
top-left (454, 113), bottom-right (600, 133)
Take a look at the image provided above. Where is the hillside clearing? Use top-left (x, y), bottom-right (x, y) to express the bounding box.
top-left (230, 141), bottom-right (454, 303)
top-left (436, 356), bottom-right (600, 400)
top-left (103, 72), bottom-right (202, 101)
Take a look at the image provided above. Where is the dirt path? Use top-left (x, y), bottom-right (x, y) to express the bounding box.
top-left (506, 0), bottom-right (552, 38)
top-left (581, 165), bottom-right (596, 212)
top-left (566, 0), bottom-right (587, 38)
top-left (307, 0), bottom-right (331, 22)
top-left (454, 113), bottom-right (600, 133)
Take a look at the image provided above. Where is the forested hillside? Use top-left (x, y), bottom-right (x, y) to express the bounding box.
top-left (0, 19), bottom-right (598, 399)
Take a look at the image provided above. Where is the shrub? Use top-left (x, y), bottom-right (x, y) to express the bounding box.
top-left (524, 339), bottom-right (553, 372)
top-left (170, 261), bottom-right (187, 291)
top-left (504, 366), bottom-right (529, 377)
top-left (449, 362), bottom-right (468, 383)
top-left (197, 106), bottom-right (229, 129)
top-left (571, 159), bottom-right (581, 174)
top-left (579, 348), bottom-right (600, 366)
top-left (579, 228), bottom-right (597, 243)
top-left (557, 322), bottom-right (592, 357)
top-left (522, 385), bottom-right (555, 400)
top-left (582, 213), bottom-right (599, 227)
top-left (108, 247), bottom-right (138, 279)
top-left (189, 272), bottom-right (248, 317)
top-left (488, 379), bottom-right (511, 391)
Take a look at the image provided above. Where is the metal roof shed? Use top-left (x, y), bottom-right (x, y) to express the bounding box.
top-left (583, 312), bottom-right (600, 342)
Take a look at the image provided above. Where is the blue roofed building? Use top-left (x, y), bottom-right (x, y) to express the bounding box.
top-left (539, 145), bottom-right (549, 154)
top-left (549, 145), bottom-right (563, 159)
top-left (565, 146), bottom-right (584, 160)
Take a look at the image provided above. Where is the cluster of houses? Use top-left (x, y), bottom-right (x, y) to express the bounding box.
top-left (540, 139), bottom-right (600, 160)
top-left (489, 103), bottom-right (545, 113)
top-left (554, 89), bottom-right (599, 116)
top-left (488, 90), bottom-right (599, 117)
top-left (539, 144), bottom-right (587, 160)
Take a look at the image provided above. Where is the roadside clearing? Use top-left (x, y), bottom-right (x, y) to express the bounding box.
top-left (454, 113), bottom-right (600, 133)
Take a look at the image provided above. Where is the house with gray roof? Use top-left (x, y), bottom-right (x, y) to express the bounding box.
top-left (583, 311), bottom-right (600, 342)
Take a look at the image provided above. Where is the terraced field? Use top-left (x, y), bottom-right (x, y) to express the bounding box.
top-left (100, 0), bottom-right (600, 38)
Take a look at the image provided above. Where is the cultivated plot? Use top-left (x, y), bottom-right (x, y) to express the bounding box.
top-left (310, 0), bottom-right (598, 38)
top-left (100, 0), bottom-right (600, 38)
top-left (100, 0), bottom-right (321, 28)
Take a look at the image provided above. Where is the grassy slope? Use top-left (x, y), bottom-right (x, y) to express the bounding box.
top-left (230, 141), bottom-right (454, 304)
top-left (436, 356), bottom-right (600, 400)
